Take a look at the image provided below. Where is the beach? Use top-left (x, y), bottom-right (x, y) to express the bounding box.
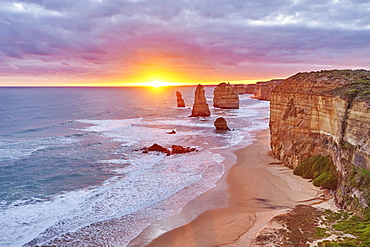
top-left (129, 128), bottom-right (331, 247)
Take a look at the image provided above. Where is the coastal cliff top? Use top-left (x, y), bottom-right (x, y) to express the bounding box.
top-left (274, 69), bottom-right (370, 102)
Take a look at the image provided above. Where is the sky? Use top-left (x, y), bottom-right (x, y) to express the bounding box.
top-left (1, 0), bottom-right (370, 86)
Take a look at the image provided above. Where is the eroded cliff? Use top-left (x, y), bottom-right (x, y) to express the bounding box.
top-left (269, 70), bottom-right (370, 210)
top-left (252, 79), bottom-right (283, 101)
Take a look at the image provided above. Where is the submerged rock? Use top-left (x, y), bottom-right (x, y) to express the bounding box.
top-left (213, 82), bottom-right (239, 109)
top-left (214, 117), bottom-right (230, 130)
top-left (176, 91), bottom-right (185, 107)
top-left (190, 84), bottom-right (211, 117)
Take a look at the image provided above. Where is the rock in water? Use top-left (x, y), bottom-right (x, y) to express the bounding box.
top-left (176, 91), bottom-right (185, 107)
top-left (214, 117), bottom-right (230, 130)
top-left (213, 82), bottom-right (239, 109)
top-left (146, 143), bottom-right (171, 155)
top-left (190, 84), bottom-right (211, 117)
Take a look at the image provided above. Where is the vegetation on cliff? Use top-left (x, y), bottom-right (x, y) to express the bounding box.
top-left (294, 155), bottom-right (338, 190)
top-left (325, 71), bottom-right (370, 102)
top-left (339, 163), bottom-right (370, 211)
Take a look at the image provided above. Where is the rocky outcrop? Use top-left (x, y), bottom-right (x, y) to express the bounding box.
top-left (213, 82), bottom-right (239, 109)
top-left (245, 84), bottom-right (256, 94)
top-left (252, 79), bottom-right (283, 101)
top-left (214, 117), bottom-right (230, 130)
top-left (176, 91), bottom-right (185, 107)
top-left (233, 84), bottom-right (247, 94)
top-left (269, 69), bottom-right (370, 210)
top-left (190, 84), bottom-right (211, 117)
top-left (142, 143), bottom-right (197, 155)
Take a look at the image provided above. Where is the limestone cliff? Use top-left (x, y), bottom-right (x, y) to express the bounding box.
top-left (252, 79), bottom-right (283, 101)
top-left (245, 84), bottom-right (256, 94)
top-left (213, 82), bottom-right (239, 109)
top-left (190, 84), bottom-right (211, 117)
top-left (269, 70), bottom-right (370, 210)
top-left (233, 84), bottom-right (247, 94)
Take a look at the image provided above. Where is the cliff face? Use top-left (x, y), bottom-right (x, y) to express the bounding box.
top-left (213, 82), bottom-right (239, 109)
top-left (269, 70), bottom-right (370, 210)
top-left (190, 84), bottom-right (211, 117)
top-left (233, 84), bottom-right (247, 94)
top-left (252, 79), bottom-right (283, 101)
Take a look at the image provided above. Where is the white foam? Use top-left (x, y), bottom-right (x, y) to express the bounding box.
top-left (0, 96), bottom-right (272, 246)
top-left (1, 150), bottom-right (224, 246)
top-left (77, 118), bottom-right (142, 132)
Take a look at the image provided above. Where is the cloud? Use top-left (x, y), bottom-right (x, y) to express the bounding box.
top-left (0, 0), bottom-right (369, 85)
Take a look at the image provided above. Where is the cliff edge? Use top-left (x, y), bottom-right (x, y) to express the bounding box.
top-left (269, 69), bottom-right (370, 211)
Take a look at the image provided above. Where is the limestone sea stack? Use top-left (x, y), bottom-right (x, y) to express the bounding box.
top-left (213, 82), bottom-right (239, 109)
top-left (214, 117), bottom-right (230, 130)
top-left (176, 91), bottom-right (185, 107)
top-left (190, 84), bottom-right (211, 117)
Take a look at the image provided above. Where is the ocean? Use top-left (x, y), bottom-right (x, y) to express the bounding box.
top-left (0, 86), bottom-right (269, 246)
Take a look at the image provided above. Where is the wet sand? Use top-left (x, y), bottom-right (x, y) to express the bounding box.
top-left (128, 129), bottom-right (325, 247)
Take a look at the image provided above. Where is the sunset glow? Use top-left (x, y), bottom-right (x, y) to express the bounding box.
top-left (0, 1), bottom-right (369, 86)
top-left (149, 81), bottom-right (170, 87)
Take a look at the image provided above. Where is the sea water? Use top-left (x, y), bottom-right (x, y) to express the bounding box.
top-left (0, 86), bottom-right (269, 246)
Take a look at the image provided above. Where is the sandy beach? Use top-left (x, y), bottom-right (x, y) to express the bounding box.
top-left (128, 128), bottom-right (329, 247)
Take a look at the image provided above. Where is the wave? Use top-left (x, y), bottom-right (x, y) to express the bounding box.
top-left (1, 151), bottom-right (224, 246)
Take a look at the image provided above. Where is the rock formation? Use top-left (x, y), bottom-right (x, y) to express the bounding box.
top-left (245, 84), bottom-right (256, 94)
top-left (214, 117), bottom-right (230, 130)
top-left (171, 145), bottom-right (196, 154)
top-left (176, 91), bottom-right (185, 107)
top-left (213, 82), bottom-right (239, 109)
top-left (233, 84), bottom-right (247, 94)
top-left (269, 69), bottom-right (370, 211)
top-left (141, 143), bottom-right (197, 155)
top-left (143, 143), bottom-right (171, 155)
top-left (252, 79), bottom-right (283, 101)
top-left (190, 84), bottom-right (211, 117)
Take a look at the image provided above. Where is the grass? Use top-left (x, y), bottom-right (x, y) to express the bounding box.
top-left (317, 209), bottom-right (370, 247)
top-left (253, 205), bottom-right (370, 246)
top-left (294, 155), bottom-right (338, 190)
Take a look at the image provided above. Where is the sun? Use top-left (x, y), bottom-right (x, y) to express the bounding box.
top-left (150, 80), bottom-right (170, 87)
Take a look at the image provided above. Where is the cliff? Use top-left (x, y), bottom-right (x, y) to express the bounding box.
top-left (252, 79), bottom-right (283, 101)
top-left (190, 84), bottom-right (211, 117)
top-left (213, 82), bottom-right (239, 109)
top-left (233, 84), bottom-right (247, 94)
top-left (245, 84), bottom-right (256, 94)
top-left (269, 70), bottom-right (370, 211)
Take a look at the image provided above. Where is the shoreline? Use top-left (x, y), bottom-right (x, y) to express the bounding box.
top-left (128, 128), bottom-right (333, 247)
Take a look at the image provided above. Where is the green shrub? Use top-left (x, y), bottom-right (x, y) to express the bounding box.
top-left (314, 172), bottom-right (338, 190)
top-left (294, 155), bottom-right (338, 190)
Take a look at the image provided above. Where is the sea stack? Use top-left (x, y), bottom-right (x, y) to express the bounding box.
top-left (213, 82), bottom-right (239, 109)
top-left (214, 117), bottom-right (230, 130)
top-left (190, 84), bottom-right (211, 117)
top-left (176, 91), bottom-right (185, 107)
